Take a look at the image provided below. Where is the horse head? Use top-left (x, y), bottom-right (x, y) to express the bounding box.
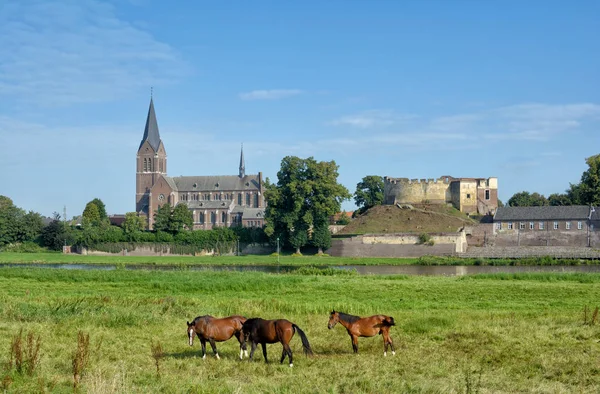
top-left (186, 321), bottom-right (195, 346)
top-left (328, 310), bottom-right (339, 329)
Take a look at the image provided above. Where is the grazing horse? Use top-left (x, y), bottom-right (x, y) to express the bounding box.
top-left (241, 318), bottom-right (313, 367)
top-left (186, 315), bottom-right (247, 360)
top-left (327, 310), bottom-right (396, 356)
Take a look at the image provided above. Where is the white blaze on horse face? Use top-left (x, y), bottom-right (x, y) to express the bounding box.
top-left (188, 328), bottom-right (194, 346)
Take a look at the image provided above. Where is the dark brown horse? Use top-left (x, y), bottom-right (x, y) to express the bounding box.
top-left (241, 318), bottom-right (313, 367)
top-left (327, 310), bottom-right (396, 356)
top-left (186, 315), bottom-right (247, 360)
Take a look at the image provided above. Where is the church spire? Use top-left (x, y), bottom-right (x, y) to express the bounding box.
top-left (239, 143), bottom-right (245, 178)
top-left (139, 96), bottom-right (161, 151)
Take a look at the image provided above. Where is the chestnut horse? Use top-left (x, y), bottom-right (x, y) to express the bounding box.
top-left (327, 310), bottom-right (396, 356)
top-left (241, 318), bottom-right (313, 367)
top-left (186, 315), bottom-right (247, 360)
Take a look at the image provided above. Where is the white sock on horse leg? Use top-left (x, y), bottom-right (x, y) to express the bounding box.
top-left (216, 353), bottom-right (220, 360)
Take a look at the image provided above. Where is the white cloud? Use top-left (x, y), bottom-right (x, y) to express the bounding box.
top-left (0, 0), bottom-right (189, 107)
top-left (238, 89), bottom-right (303, 101)
top-left (329, 110), bottom-right (416, 128)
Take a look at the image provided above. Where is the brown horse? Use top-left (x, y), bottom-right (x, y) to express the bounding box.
top-left (327, 310), bottom-right (396, 356)
top-left (240, 318), bottom-right (313, 367)
top-left (186, 315), bottom-right (247, 360)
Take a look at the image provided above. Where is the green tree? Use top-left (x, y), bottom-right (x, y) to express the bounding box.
top-left (312, 222), bottom-right (332, 254)
top-left (576, 154), bottom-right (600, 206)
top-left (335, 211), bottom-right (351, 225)
top-left (170, 204), bottom-right (194, 233)
top-left (90, 198), bottom-right (107, 220)
top-left (153, 203), bottom-right (172, 233)
top-left (41, 213), bottom-right (69, 250)
top-left (123, 212), bottom-right (146, 235)
top-left (0, 196), bottom-right (44, 245)
top-left (82, 202), bottom-right (101, 226)
top-left (264, 156), bottom-right (350, 254)
top-left (354, 175), bottom-right (384, 214)
top-left (507, 191), bottom-right (548, 207)
top-left (548, 193), bottom-right (572, 206)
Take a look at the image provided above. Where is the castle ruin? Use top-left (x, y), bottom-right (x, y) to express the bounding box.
top-left (383, 175), bottom-right (498, 215)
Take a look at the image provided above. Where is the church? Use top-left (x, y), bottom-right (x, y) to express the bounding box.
top-left (135, 98), bottom-right (266, 230)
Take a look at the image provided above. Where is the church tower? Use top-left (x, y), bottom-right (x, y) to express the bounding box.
top-left (136, 97), bottom-right (167, 215)
top-left (239, 144), bottom-right (245, 178)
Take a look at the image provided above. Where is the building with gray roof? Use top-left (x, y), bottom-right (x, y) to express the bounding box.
top-left (135, 98), bottom-right (265, 230)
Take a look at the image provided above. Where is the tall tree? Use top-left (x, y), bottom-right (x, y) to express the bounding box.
top-left (264, 156), bottom-right (350, 254)
top-left (312, 222), bottom-right (332, 254)
top-left (153, 203), bottom-right (172, 233)
top-left (577, 154), bottom-right (600, 206)
top-left (170, 204), bottom-right (194, 233)
top-left (90, 198), bottom-right (107, 220)
top-left (82, 202), bottom-right (101, 226)
top-left (354, 175), bottom-right (384, 214)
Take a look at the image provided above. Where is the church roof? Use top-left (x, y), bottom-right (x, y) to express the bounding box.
top-left (169, 175), bottom-right (261, 192)
top-left (138, 98), bottom-right (162, 151)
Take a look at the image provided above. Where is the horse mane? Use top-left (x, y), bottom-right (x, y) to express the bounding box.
top-left (191, 315), bottom-right (213, 324)
top-left (337, 312), bottom-right (361, 324)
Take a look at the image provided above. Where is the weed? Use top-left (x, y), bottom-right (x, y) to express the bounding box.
top-left (72, 331), bottom-right (90, 390)
top-left (583, 305), bottom-right (599, 325)
top-left (7, 329), bottom-right (41, 376)
top-left (150, 341), bottom-right (165, 378)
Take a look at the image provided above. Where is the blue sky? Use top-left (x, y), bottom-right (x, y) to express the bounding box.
top-left (1, 0), bottom-right (599, 218)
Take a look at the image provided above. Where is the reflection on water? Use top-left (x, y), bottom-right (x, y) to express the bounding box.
top-left (1, 263), bottom-right (600, 276)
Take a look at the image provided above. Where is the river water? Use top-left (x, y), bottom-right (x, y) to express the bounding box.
top-left (1, 263), bottom-right (600, 276)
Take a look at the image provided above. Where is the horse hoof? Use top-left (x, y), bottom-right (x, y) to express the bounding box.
top-left (216, 354), bottom-right (220, 360)
top-left (202, 355), bottom-right (206, 360)
top-left (289, 363), bottom-right (293, 368)
top-left (384, 352), bottom-right (387, 357)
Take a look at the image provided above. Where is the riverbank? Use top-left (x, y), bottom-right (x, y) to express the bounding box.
top-left (0, 268), bottom-right (598, 392)
top-left (1, 252), bottom-right (600, 267)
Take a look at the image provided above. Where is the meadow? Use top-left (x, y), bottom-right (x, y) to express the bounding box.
top-left (0, 266), bottom-right (599, 393)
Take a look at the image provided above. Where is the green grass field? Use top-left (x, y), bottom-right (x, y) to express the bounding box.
top-left (0, 267), bottom-right (599, 393)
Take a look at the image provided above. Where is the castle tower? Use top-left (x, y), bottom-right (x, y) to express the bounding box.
top-left (239, 144), bottom-right (245, 178)
top-left (136, 97), bottom-right (167, 215)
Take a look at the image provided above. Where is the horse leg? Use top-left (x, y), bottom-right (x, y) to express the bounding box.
top-left (234, 331), bottom-right (246, 360)
top-left (200, 338), bottom-right (207, 360)
top-left (280, 347), bottom-right (287, 364)
top-left (284, 343), bottom-right (293, 367)
top-left (383, 330), bottom-right (395, 356)
top-left (351, 335), bottom-right (359, 353)
top-left (249, 341), bottom-right (257, 361)
top-left (261, 342), bottom-right (268, 363)
top-left (208, 338), bottom-right (220, 359)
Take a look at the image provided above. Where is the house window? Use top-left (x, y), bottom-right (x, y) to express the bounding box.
top-left (485, 190), bottom-right (490, 200)
top-left (238, 193), bottom-right (242, 205)
top-left (466, 194), bottom-right (471, 199)
top-left (539, 222), bottom-right (544, 230)
top-left (553, 221), bottom-right (558, 230)
top-left (529, 222), bottom-right (534, 230)
top-left (211, 212), bottom-right (216, 224)
top-left (199, 213), bottom-right (204, 224)
top-left (519, 222), bottom-right (525, 230)
top-left (508, 222), bottom-right (513, 230)
top-left (254, 194), bottom-right (259, 208)
top-left (495, 222), bottom-right (501, 230)
top-left (148, 159), bottom-right (152, 172)
top-left (246, 193), bottom-right (251, 206)
top-left (566, 222), bottom-right (571, 230)
top-left (578, 221), bottom-right (583, 230)
top-left (222, 212), bottom-right (227, 223)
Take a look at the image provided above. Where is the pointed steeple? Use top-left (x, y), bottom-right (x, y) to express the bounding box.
top-left (239, 143), bottom-right (245, 178)
top-left (139, 97), bottom-right (161, 151)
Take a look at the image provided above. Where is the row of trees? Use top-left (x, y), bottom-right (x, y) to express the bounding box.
top-left (507, 155), bottom-right (600, 207)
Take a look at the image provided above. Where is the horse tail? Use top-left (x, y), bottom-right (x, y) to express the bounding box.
top-left (292, 324), bottom-right (314, 356)
top-left (383, 316), bottom-right (396, 326)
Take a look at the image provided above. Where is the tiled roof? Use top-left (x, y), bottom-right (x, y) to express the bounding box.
top-left (171, 175), bottom-right (260, 192)
top-left (494, 206), bottom-right (592, 221)
top-left (138, 98), bottom-right (162, 151)
top-left (240, 207), bottom-right (265, 219)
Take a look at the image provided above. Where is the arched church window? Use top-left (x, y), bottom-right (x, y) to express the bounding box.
top-left (238, 193), bottom-right (242, 205)
top-left (246, 193), bottom-right (251, 206)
